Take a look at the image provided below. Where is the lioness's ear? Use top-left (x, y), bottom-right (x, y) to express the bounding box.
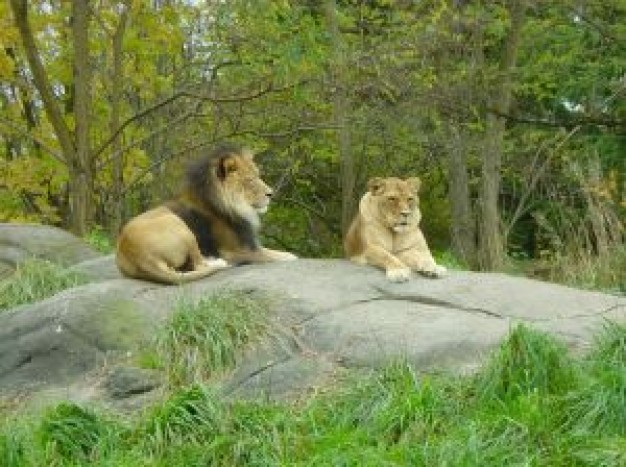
top-left (406, 177), bottom-right (421, 193)
top-left (217, 156), bottom-right (238, 180)
top-left (241, 148), bottom-right (254, 160)
top-left (367, 177), bottom-right (385, 195)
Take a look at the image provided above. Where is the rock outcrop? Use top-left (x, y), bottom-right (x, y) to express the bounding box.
top-left (0, 224), bottom-right (99, 280)
top-left (1, 224), bottom-right (625, 410)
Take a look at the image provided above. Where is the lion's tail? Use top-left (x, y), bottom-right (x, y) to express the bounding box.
top-left (116, 251), bottom-right (225, 285)
top-left (147, 260), bottom-right (224, 285)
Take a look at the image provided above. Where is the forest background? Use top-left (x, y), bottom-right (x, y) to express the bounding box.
top-left (1, 0), bottom-right (624, 287)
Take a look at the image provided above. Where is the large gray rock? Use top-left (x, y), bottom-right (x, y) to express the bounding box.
top-left (0, 257), bottom-right (624, 409)
top-left (68, 254), bottom-right (122, 282)
top-left (0, 224), bottom-right (100, 278)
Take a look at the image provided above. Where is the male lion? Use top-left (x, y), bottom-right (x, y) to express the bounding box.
top-left (344, 177), bottom-right (446, 282)
top-left (116, 143), bottom-right (297, 284)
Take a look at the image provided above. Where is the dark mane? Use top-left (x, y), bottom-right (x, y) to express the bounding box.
top-left (173, 143), bottom-right (260, 257)
top-left (184, 142), bottom-right (244, 202)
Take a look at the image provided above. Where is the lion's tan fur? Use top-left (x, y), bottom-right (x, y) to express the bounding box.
top-left (344, 177), bottom-right (446, 282)
top-left (116, 146), bottom-right (296, 285)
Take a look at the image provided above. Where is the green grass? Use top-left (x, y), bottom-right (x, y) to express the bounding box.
top-left (83, 226), bottom-right (114, 254)
top-left (146, 292), bottom-right (270, 387)
top-left (519, 246), bottom-right (626, 295)
top-left (434, 249), bottom-right (469, 270)
top-left (0, 258), bottom-right (88, 312)
top-left (3, 322), bottom-right (626, 466)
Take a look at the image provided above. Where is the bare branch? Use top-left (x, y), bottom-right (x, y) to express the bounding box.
top-left (504, 125), bottom-right (582, 237)
top-left (95, 104), bottom-right (201, 170)
top-left (94, 81), bottom-right (306, 159)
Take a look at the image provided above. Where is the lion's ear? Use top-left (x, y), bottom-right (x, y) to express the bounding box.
top-left (367, 177), bottom-right (385, 195)
top-left (217, 156), bottom-right (238, 180)
top-left (406, 177), bottom-right (421, 193)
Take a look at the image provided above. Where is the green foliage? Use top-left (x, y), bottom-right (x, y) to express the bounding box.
top-left (0, 258), bottom-right (88, 312)
top-left (155, 292), bottom-right (269, 387)
top-left (433, 249), bottom-right (468, 270)
top-left (83, 226), bottom-right (115, 254)
top-left (3, 0), bottom-right (624, 271)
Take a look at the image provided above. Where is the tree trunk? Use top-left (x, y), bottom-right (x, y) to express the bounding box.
top-left (479, 111), bottom-right (505, 270)
top-left (324, 0), bottom-right (355, 236)
top-left (447, 122), bottom-right (476, 267)
top-left (109, 5), bottom-right (130, 237)
top-left (8, 0), bottom-right (75, 161)
top-left (478, 0), bottom-right (527, 270)
top-left (70, 0), bottom-right (93, 236)
top-left (9, 0), bottom-right (94, 235)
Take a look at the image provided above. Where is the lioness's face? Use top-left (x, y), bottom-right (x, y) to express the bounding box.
top-left (219, 151), bottom-right (273, 214)
top-left (368, 177), bottom-right (421, 233)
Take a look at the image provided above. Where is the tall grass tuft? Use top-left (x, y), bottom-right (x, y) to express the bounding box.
top-left (547, 246), bottom-right (626, 294)
top-left (141, 385), bottom-right (222, 451)
top-left (566, 322), bottom-right (626, 436)
top-left (0, 258), bottom-right (88, 312)
top-left (0, 428), bottom-right (26, 467)
top-left (476, 324), bottom-right (577, 402)
top-left (209, 402), bottom-right (293, 465)
top-left (157, 291), bottom-right (269, 386)
top-left (37, 402), bottom-right (116, 463)
top-left (590, 321), bottom-right (626, 365)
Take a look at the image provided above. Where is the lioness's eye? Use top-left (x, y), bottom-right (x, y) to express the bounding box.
top-left (408, 197), bottom-right (415, 202)
top-left (388, 197), bottom-right (397, 202)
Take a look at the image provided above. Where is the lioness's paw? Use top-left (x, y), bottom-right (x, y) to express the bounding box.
top-left (421, 264), bottom-right (447, 278)
top-left (203, 257), bottom-right (230, 269)
top-left (386, 267), bottom-right (411, 282)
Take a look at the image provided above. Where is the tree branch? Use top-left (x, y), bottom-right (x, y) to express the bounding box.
top-left (93, 80), bottom-right (305, 159)
top-left (504, 125), bottom-right (582, 237)
top-left (0, 117), bottom-right (65, 163)
top-left (8, 0), bottom-right (75, 163)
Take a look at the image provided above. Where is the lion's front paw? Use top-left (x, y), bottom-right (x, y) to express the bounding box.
top-left (203, 257), bottom-right (230, 269)
top-left (386, 267), bottom-right (411, 282)
top-left (421, 264), bottom-right (447, 278)
top-left (275, 251), bottom-right (298, 262)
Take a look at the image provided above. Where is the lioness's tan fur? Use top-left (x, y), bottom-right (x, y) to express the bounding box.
top-left (344, 177), bottom-right (446, 282)
top-left (116, 144), bottom-right (296, 284)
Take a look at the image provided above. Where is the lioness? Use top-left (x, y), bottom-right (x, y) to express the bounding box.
top-left (116, 144), bottom-right (297, 284)
top-left (344, 177), bottom-right (446, 282)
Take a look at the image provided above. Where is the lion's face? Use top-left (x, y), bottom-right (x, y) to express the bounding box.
top-left (368, 177), bottom-right (421, 233)
top-left (219, 150), bottom-right (273, 214)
